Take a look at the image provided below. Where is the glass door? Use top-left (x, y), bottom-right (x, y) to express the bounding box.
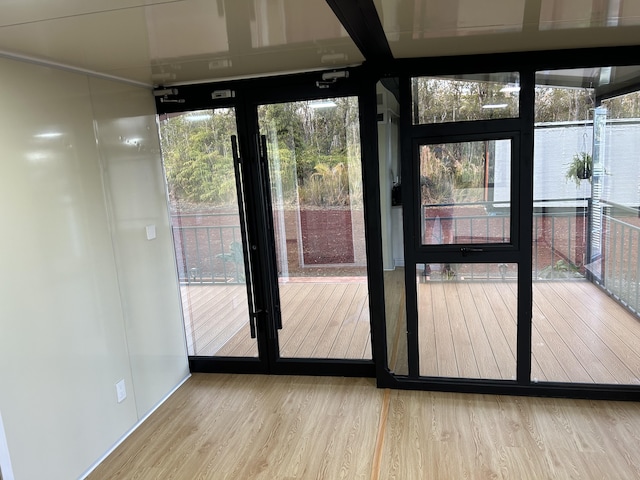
top-left (257, 97), bottom-right (373, 362)
top-left (159, 108), bottom-right (259, 361)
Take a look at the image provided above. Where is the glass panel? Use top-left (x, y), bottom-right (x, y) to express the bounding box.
top-left (411, 73), bottom-right (519, 124)
top-left (419, 139), bottom-right (511, 246)
top-left (159, 109), bottom-right (257, 357)
top-left (532, 69), bottom-right (640, 384)
top-left (377, 80), bottom-right (407, 374)
top-left (258, 97), bottom-right (371, 360)
top-left (417, 263), bottom-right (517, 380)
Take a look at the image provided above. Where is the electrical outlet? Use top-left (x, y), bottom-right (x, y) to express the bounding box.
top-left (115, 379), bottom-right (127, 403)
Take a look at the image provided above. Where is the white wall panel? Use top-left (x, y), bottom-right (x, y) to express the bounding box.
top-left (0, 56), bottom-right (188, 479)
top-left (88, 77), bottom-right (189, 418)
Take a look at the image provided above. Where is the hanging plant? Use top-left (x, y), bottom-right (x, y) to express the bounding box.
top-left (565, 152), bottom-right (592, 187)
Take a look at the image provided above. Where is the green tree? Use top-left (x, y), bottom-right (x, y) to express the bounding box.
top-left (160, 109), bottom-right (238, 207)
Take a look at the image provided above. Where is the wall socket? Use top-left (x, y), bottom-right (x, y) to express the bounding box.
top-left (115, 379), bottom-right (127, 403)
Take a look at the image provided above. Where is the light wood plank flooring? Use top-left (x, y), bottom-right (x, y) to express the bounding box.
top-left (88, 373), bottom-right (640, 480)
top-left (181, 280), bottom-right (371, 360)
top-left (183, 277), bottom-right (640, 385)
top-left (388, 278), bottom-right (640, 384)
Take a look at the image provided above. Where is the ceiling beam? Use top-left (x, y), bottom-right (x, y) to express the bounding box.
top-left (325, 0), bottom-right (393, 64)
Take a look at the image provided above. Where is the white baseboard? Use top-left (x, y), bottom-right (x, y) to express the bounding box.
top-left (78, 374), bottom-right (191, 480)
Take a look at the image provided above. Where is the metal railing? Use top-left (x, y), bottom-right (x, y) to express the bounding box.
top-left (601, 202), bottom-right (640, 314)
top-left (422, 198), bottom-right (589, 281)
top-left (171, 214), bottom-right (245, 285)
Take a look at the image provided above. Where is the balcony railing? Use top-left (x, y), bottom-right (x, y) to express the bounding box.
top-left (171, 214), bottom-right (245, 285)
top-left (172, 203), bottom-right (640, 320)
top-left (422, 198), bottom-right (589, 281)
top-left (601, 202), bottom-right (640, 315)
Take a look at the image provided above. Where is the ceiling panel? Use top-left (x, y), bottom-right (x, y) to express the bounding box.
top-left (0, 8), bottom-right (154, 82)
top-left (0, 0), bottom-right (639, 87)
top-left (540, 0), bottom-right (640, 29)
top-left (0, 0), bottom-right (363, 86)
top-left (0, 0), bottom-right (180, 27)
top-left (144, 0), bottom-right (363, 84)
top-left (376, 0), bottom-right (640, 58)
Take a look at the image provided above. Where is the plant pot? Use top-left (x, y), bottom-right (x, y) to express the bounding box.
top-left (577, 164), bottom-right (591, 180)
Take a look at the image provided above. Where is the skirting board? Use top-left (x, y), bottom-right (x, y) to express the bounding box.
top-left (78, 374), bottom-right (191, 480)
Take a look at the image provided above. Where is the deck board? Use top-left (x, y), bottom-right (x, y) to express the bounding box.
top-left (180, 279), bottom-right (640, 384)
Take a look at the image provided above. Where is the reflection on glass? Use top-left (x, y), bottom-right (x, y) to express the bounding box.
top-left (159, 108), bottom-right (257, 357)
top-left (401, 0), bottom-right (525, 38)
top-left (411, 73), bottom-right (519, 124)
top-left (417, 263), bottom-right (517, 379)
top-left (251, 0), bottom-right (351, 47)
top-left (540, 0), bottom-right (640, 30)
top-left (532, 68), bottom-right (640, 384)
top-left (419, 140), bottom-right (511, 246)
top-left (534, 82), bottom-right (594, 123)
top-left (377, 80), bottom-right (407, 373)
top-left (258, 97), bottom-right (371, 360)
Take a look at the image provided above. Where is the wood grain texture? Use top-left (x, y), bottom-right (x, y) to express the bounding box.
top-left (89, 374), bottom-right (640, 480)
top-left (182, 280), bottom-right (371, 360)
top-left (416, 279), bottom-right (640, 384)
top-left (380, 389), bottom-right (640, 480)
top-left (88, 374), bottom-right (382, 480)
top-left (182, 277), bottom-right (640, 384)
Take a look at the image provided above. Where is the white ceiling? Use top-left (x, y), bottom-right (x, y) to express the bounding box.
top-left (0, 0), bottom-right (639, 87)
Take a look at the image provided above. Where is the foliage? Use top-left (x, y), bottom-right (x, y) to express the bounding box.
top-left (538, 260), bottom-right (583, 279)
top-left (160, 99), bottom-right (361, 209)
top-left (160, 109), bottom-right (238, 206)
top-left (412, 77), bottom-right (519, 123)
top-left (419, 141), bottom-right (487, 205)
top-left (159, 81), bottom-right (639, 212)
top-left (534, 87), bottom-right (595, 123)
top-left (601, 90), bottom-right (640, 119)
top-left (565, 152), bottom-right (592, 187)
top-left (216, 241), bottom-right (245, 281)
top-left (298, 162), bottom-right (350, 205)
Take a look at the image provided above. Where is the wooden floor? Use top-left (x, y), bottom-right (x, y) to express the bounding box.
top-left (182, 277), bottom-right (640, 385)
top-left (384, 278), bottom-right (640, 384)
top-left (88, 373), bottom-right (640, 480)
top-left (181, 280), bottom-right (371, 360)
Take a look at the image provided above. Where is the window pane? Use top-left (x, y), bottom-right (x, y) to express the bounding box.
top-left (532, 69), bottom-right (640, 385)
top-left (417, 263), bottom-right (517, 380)
top-left (419, 140), bottom-right (511, 245)
top-left (411, 73), bottom-right (519, 124)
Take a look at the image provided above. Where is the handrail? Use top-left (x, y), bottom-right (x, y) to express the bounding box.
top-left (172, 223), bottom-right (243, 285)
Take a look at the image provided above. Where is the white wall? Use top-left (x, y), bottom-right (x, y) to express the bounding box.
top-left (0, 57), bottom-right (189, 480)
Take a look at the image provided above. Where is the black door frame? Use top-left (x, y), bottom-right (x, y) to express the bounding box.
top-left (158, 69), bottom-right (377, 377)
top-left (404, 130), bottom-right (524, 379)
top-left (157, 45), bottom-right (640, 400)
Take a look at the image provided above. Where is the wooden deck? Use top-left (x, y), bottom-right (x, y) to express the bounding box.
top-left (181, 278), bottom-right (640, 384)
top-left (180, 279), bottom-right (372, 360)
top-left (408, 279), bottom-right (640, 384)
